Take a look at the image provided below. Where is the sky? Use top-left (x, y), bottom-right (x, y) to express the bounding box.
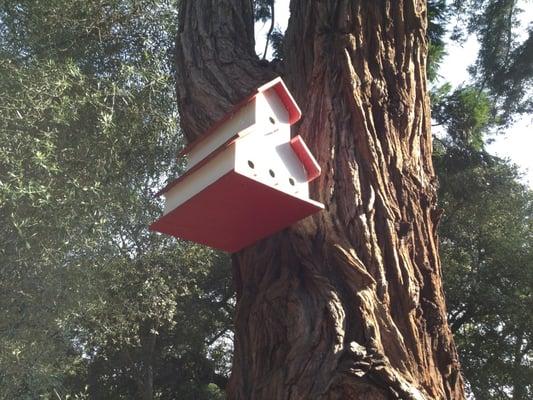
top-left (255, 2), bottom-right (533, 186)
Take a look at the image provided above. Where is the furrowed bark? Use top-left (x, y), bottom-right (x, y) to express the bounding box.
top-left (175, 0), bottom-right (274, 142)
top-left (175, 1), bottom-right (465, 399)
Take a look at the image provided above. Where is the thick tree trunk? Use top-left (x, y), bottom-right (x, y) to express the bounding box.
top-left (175, 1), bottom-right (464, 399)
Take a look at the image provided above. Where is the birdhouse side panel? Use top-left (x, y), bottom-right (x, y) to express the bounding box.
top-left (186, 101), bottom-right (256, 169)
top-left (163, 145), bottom-right (236, 215)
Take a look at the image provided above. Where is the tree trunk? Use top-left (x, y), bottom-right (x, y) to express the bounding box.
top-left (175, 1), bottom-right (465, 399)
top-left (137, 322), bottom-right (156, 400)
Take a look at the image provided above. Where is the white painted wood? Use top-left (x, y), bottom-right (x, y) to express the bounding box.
top-left (186, 101), bottom-right (256, 169)
top-left (234, 91), bottom-right (309, 199)
top-left (258, 88), bottom-right (290, 125)
top-left (164, 86), bottom-right (314, 218)
top-left (234, 131), bottom-right (309, 199)
top-left (163, 145), bottom-right (236, 214)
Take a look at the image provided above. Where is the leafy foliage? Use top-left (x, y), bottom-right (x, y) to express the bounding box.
top-left (448, 0), bottom-right (533, 124)
top-left (427, 0), bottom-right (449, 82)
top-left (254, 0), bottom-right (273, 23)
top-left (0, 1), bottom-right (232, 399)
top-left (269, 28), bottom-right (285, 60)
top-left (432, 84), bottom-right (495, 149)
top-left (436, 147), bottom-right (533, 399)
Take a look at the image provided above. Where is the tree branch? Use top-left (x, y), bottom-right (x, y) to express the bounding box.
top-left (262, 0), bottom-right (275, 60)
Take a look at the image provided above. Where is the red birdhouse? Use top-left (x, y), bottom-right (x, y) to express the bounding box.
top-left (150, 77), bottom-right (324, 252)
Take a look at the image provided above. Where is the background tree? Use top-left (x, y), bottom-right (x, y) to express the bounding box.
top-left (428, 1), bottom-right (533, 397)
top-left (435, 147), bottom-right (533, 399)
top-left (0, 1), bottom-right (232, 399)
top-left (448, 0), bottom-right (532, 124)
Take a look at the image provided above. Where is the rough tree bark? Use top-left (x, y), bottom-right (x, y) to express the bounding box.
top-left (175, 1), bottom-right (465, 399)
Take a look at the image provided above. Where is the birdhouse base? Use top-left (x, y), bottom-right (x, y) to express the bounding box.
top-left (150, 171), bottom-right (323, 253)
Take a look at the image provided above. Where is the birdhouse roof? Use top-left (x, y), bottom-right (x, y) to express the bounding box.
top-left (178, 77), bottom-right (301, 157)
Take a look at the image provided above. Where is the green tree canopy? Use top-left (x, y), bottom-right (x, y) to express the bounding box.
top-left (0, 1), bottom-right (232, 399)
top-left (435, 145), bottom-right (533, 399)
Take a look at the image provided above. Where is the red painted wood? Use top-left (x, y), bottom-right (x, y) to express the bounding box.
top-left (150, 171), bottom-right (323, 253)
top-left (290, 136), bottom-right (321, 182)
top-left (257, 77), bottom-right (301, 125)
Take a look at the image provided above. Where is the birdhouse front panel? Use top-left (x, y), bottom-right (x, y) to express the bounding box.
top-left (232, 85), bottom-right (312, 199)
top-left (256, 86), bottom-right (290, 125)
top-left (150, 77), bottom-right (324, 252)
top-left (234, 130), bottom-right (310, 201)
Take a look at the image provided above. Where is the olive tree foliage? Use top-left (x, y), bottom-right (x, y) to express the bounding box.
top-left (0, 1), bottom-right (231, 399)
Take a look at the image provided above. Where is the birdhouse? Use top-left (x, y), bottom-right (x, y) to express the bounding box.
top-left (150, 77), bottom-right (324, 252)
